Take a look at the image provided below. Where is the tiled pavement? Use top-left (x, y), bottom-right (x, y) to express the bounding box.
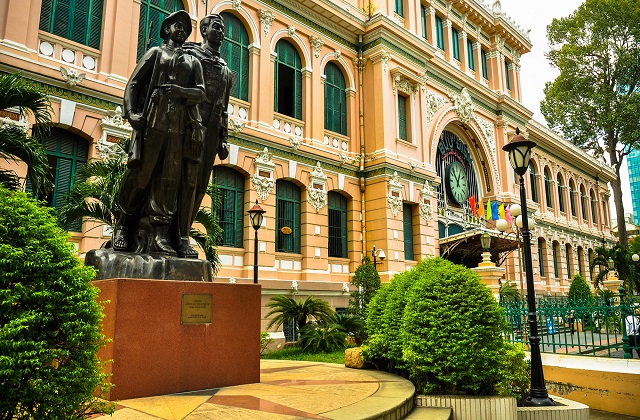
top-left (91, 359), bottom-right (415, 419)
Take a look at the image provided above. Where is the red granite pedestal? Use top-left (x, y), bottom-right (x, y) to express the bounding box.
top-left (94, 279), bottom-right (261, 400)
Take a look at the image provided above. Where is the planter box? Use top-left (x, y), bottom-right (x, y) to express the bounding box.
top-left (416, 395), bottom-right (588, 420)
top-left (416, 395), bottom-right (516, 420)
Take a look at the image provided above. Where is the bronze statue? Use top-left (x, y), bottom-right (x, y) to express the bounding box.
top-left (181, 14), bottom-right (232, 235)
top-left (113, 10), bottom-right (206, 257)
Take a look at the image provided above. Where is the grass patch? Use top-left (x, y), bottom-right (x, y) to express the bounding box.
top-left (261, 347), bottom-right (345, 364)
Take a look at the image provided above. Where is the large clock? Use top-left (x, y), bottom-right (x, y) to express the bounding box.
top-left (445, 161), bottom-right (469, 205)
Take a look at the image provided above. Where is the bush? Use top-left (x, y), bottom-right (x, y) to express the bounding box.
top-left (298, 323), bottom-right (346, 353)
top-left (568, 274), bottom-right (593, 304)
top-left (0, 187), bottom-right (113, 418)
top-left (260, 332), bottom-right (274, 355)
top-left (349, 256), bottom-right (381, 320)
top-left (495, 343), bottom-right (530, 405)
top-left (332, 313), bottom-right (365, 341)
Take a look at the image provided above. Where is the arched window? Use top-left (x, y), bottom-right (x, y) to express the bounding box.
top-left (569, 180), bottom-right (576, 217)
top-left (274, 40), bottom-right (302, 120)
top-left (538, 238), bottom-right (545, 277)
top-left (452, 28), bottom-right (460, 61)
top-left (577, 246), bottom-right (584, 276)
top-left (557, 174), bottom-right (565, 212)
top-left (276, 180), bottom-right (301, 253)
top-left (42, 128), bottom-right (88, 231)
top-left (529, 163), bottom-right (538, 203)
top-left (221, 12), bottom-right (249, 101)
top-left (544, 167), bottom-right (552, 209)
top-left (328, 191), bottom-right (348, 258)
top-left (213, 166), bottom-right (244, 248)
top-left (324, 62), bottom-right (347, 135)
top-left (40, 0), bottom-right (104, 49)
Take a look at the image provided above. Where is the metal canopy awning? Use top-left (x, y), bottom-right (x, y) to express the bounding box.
top-left (439, 229), bottom-right (520, 268)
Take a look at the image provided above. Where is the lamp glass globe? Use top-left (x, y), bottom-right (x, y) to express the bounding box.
top-left (510, 204), bottom-right (522, 217)
top-left (516, 215), bottom-right (523, 229)
top-left (496, 218), bottom-right (509, 232)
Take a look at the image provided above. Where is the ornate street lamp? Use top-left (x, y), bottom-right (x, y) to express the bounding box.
top-left (247, 200), bottom-right (266, 284)
top-left (480, 232), bottom-right (492, 252)
top-left (503, 128), bottom-right (554, 406)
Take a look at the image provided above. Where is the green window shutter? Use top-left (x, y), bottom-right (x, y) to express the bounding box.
top-left (565, 246), bottom-right (571, 278)
top-left (403, 204), bottom-right (414, 260)
top-left (553, 244), bottom-right (559, 278)
top-left (53, 0), bottom-right (72, 39)
top-left (467, 39), bottom-right (474, 70)
top-left (420, 5), bottom-right (427, 39)
top-left (274, 40), bottom-right (303, 119)
top-left (43, 128), bottom-right (88, 232)
top-left (505, 60), bottom-right (510, 90)
top-left (324, 63), bottom-right (347, 135)
top-left (276, 180), bottom-right (301, 253)
top-left (529, 164), bottom-right (538, 203)
top-left (328, 192), bottom-right (347, 258)
top-left (481, 49), bottom-right (488, 79)
top-left (435, 16), bottom-right (444, 50)
top-left (452, 28), bottom-right (459, 60)
top-left (581, 192), bottom-right (587, 221)
top-left (578, 249), bottom-right (583, 276)
top-left (591, 194), bottom-right (597, 223)
top-left (71, 0), bottom-right (90, 45)
top-left (395, 0), bottom-right (403, 17)
top-left (397, 95), bottom-right (407, 141)
top-left (221, 12), bottom-right (249, 101)
top-left (544, 169), bottom-right (552, 208)
top-left (88, 0), bottom-right (104, 49)
top-left (569, 184), bottom-right (576, 216)
top-left (557, 176), bottom-right (565, 212)
top-left (214, 167), bottom-right (245, 248)
top-left (39, 0), bottom-right (53, 33)
top-left (538, 239), bottom-right (545, 277)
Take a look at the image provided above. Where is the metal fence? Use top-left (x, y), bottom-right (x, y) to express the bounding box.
top-left (502, 296), bottom-right (640, 358)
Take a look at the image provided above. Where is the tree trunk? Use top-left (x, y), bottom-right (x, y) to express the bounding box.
top-left (609, 142), bottom-right (628, 248)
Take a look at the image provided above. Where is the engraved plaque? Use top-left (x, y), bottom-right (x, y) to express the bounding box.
top-left (181, 294), bottom-right (212, 324)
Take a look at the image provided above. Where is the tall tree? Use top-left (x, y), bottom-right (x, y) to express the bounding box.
top-left (540, 0), bottom-right (640, 248)
top-left (0, 73), bottom-right (52, 198)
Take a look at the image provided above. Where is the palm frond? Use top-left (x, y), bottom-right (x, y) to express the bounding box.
top-left (0, 73), bottom-right (53, 138)
top-left (0, 125), bottom-right (52, 197)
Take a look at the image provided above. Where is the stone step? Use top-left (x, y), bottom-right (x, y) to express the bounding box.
top-left (403, 407), bottom-right (452, 420)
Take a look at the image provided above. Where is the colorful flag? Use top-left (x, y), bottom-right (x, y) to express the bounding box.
top-left (491, 201), bottom-right (499, 221)
top-left (486, 199), bottom-right (491, 219)
top-left (478, 199), bottom-right (485, 218)
top-left (469, 195), bottom-right (476, 216)
top-left (505, 205), bottom-right (512, 223)
top-left (498, 203), bottom-right (505, 220)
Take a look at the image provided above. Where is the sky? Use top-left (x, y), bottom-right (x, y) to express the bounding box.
top-left (498, 0), bottom-right (633, 220)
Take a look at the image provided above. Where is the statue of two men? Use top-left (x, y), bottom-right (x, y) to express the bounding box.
top-left (113, 11), bottom-right (231, 258)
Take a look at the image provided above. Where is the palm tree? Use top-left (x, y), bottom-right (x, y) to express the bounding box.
top-left (499, 280), bottom-right (521, 304)
top-left (0, 73), bottom-right (52, 198)
top-left (590, 245), bottom-right (638, 292)
top-left (264, 295), bottom-right (335, 335)
top-left (56, 139), bottom-right (223, 271)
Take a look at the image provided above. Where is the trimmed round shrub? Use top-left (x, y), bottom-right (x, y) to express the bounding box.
top-left (568, 274), bottom-right (593, 303)
top-left (0, 187), bottom-right (112, 418)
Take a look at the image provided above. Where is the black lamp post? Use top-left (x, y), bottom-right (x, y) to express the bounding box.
top-left (371, 244), bottom-right (386, 268)
top-left (503, 128), bottom-right (554, 407)
top-left (247, 200), bottom-right (266, 284)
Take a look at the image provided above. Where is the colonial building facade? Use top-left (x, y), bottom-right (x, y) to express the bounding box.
top-left (0, 0), bottom-right (615, 331)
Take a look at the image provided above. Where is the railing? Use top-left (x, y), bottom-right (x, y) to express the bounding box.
top-left (502, 296), bottom-right (640, 358)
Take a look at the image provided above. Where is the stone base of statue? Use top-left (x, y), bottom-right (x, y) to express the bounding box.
top-left (85, 248), bottom-right (212, 282)
top-left (94, 278), bottom-right (261, 400)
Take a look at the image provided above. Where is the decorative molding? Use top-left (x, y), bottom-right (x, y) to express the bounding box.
top-left (258, 10), bottom-right (274, 37)
top-left (381, 52), bottom-right (391, 74)
top-left (310, 36), bottom-right (323, 59)
top-left (307, 162), bottom-right (328, 212)
top-left (420, 180), bottom-right (434, 222)
top-left (387, 171), bottom-right (403, 218)
top-left (287, 25), bottom-right (295, 37)
top-left (289, 136), bottom-right (301, 150)
top-left (448, 87), bottom-right (475, 124)
top-left (60, 66), bottom-right (86, 86)
top-left (229, 118), bottom-right (245, 134)
top-left (252, 147), bottom-right (276, 201)
top-left (334, 49), bottom-right (341, 60)
top-left (99, 106), bottom-right (132, 160)
top-left (425, 90), bottom-right (446, 125)
top-left (392, 74), bottom-right (418, 97)
top-left (473, 115), bottom-right (495, 154)
top-left (231, 0), bottom-right (241, 10)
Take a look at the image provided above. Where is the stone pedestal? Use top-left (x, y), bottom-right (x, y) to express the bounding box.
top-left (472, 252), bottom-right (506, 300)
top-left (602, 273), bottom-right (623, 293)
top-left (86, 248), bottom-right (212, 281)
top-left (95, 278), bottom-right (261, 400)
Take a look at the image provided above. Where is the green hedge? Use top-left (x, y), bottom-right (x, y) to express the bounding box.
top-left (0, 187), bottom-right (112, 418)
top-left (362, 257), bottom-right (528, 399)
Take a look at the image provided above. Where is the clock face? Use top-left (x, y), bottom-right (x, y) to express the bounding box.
top-left (445, 161), bottom-right (469, 205)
